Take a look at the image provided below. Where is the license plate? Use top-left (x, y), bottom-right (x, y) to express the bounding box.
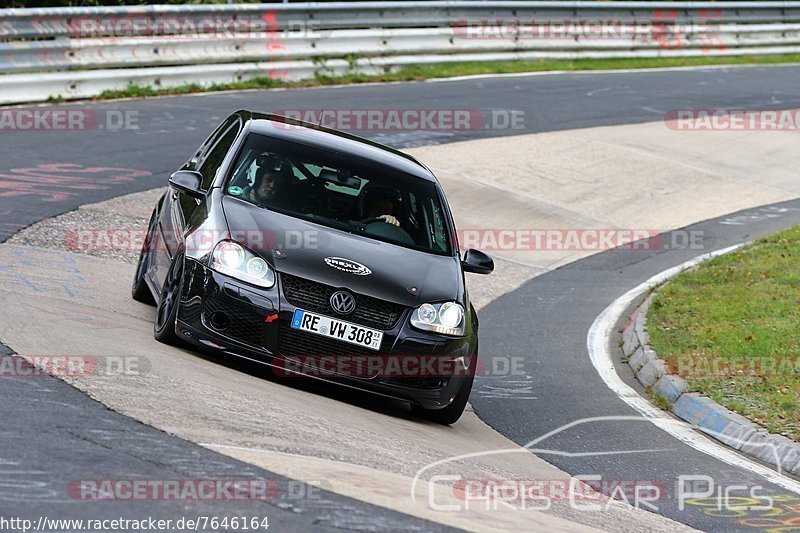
top-left (290, 309), bottom-right (383, 351)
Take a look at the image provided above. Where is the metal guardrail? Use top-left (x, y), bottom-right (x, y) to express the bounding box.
top-left (1, 1), bottom-right (800, 104)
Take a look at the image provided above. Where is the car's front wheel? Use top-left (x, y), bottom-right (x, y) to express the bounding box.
top-left (154, 253), bottom-right (184, 346)
top-left (412, 373), bottom-right (474, 425)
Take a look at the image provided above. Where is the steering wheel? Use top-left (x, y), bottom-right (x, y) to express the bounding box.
top-left (363, 218), bottom-right (415, 245)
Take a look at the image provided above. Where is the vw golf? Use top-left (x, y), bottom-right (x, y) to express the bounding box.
top-left (132, 110), bottom-right (494, 424)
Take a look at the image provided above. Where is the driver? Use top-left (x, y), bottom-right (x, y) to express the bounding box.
top-left (245, 154), bottom-right (292, 206)
top-left (361, 185), bottom-right (401, 227)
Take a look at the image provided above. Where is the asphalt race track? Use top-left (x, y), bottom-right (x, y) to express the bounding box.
top-left (2, 64), bottom-right (800, 530)
top-left (0, 348), bottom-right (449, 531)
top-left (472, 198), bottom-right (800, 531)
top-left (4, 64), bottom-right (800, 242)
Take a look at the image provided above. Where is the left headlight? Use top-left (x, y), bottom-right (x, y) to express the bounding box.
top-left (210, 240), bottom-right (276, 288)
top-left (410, 302), bottom-right (465, 336)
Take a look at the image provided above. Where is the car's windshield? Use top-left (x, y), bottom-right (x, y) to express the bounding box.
top-left (225, 133), bottom-right (452, 255)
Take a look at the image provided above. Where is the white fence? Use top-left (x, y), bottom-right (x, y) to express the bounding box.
top-left (1, 1), bottom-right (799, 104)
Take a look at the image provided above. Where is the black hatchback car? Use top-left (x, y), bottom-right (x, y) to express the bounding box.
top-left (132, 110), bottom-right (494, 424)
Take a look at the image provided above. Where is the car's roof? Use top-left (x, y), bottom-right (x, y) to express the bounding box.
top-left (238, 111), bottom-right (437, 183)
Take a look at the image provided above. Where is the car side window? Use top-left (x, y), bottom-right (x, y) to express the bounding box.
top-left (199, 116), bottom-right (239, 156)
top-left (183, 119), bottom-right (227, 171)
top-left (429, 200), bottom-right (448, 252)
top-left (197, 123), bottom-right (240, 191)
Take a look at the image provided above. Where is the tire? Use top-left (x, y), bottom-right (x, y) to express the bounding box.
top-left (132, 208), bottom-right (158, 305)
top-left (154, 253), bottom-right (184, 346)
top-left (412, 373), bottom-right (474, 425)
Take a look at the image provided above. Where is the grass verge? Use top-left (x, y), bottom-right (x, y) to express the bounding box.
top-left (648, 225), bottom-right (800, 441)
top-left (92, 54), bottom-right (800, 101)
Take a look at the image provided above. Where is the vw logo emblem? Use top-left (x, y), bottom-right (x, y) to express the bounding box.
top-left (330, 290), bottom-right (357, 315)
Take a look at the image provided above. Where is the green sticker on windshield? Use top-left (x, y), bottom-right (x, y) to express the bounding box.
top-left (228, 186), bottom-right (243, 196)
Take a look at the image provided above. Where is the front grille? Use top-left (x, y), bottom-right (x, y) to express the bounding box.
top-left (281, 273), bottom-right (405, 330)
top-left (202, 298), bottom-right (263, 346)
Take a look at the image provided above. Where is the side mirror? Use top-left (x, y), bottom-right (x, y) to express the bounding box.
top-left (169, 170), bottom-right (204, 199)
top-left (462, 249), bottom-right (494, 275)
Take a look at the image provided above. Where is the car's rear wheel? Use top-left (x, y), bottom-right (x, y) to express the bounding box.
top-left (132, 207), bottom-right (158, 305)
top-left (412, 373), bottom-right (474, 425)
top-left (154, 253), bottom-right (184, 346)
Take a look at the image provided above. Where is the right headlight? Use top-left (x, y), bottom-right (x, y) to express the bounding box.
top-left (410, 302), bottom-right (465, 336)
top-left (209, 240), bottom-right (276, 288)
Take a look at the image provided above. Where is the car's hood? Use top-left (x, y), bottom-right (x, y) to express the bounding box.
top-left (221, 196), bottom-right (461, 307)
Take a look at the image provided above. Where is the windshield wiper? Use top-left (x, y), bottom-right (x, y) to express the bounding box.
top-left (303, 215), bottom-right (365, 236)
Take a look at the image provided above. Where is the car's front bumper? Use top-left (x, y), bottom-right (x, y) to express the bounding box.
top-left (175, 258), bottom-right (477, 409)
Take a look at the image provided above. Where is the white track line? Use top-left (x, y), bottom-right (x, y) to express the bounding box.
top-left (587, 243), bottom-right (800, 494)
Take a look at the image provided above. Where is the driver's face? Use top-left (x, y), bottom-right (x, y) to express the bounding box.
top-left (255, 173), bottom-right (278, 200)
top-left (369, 198), bottom-right (394, 217)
